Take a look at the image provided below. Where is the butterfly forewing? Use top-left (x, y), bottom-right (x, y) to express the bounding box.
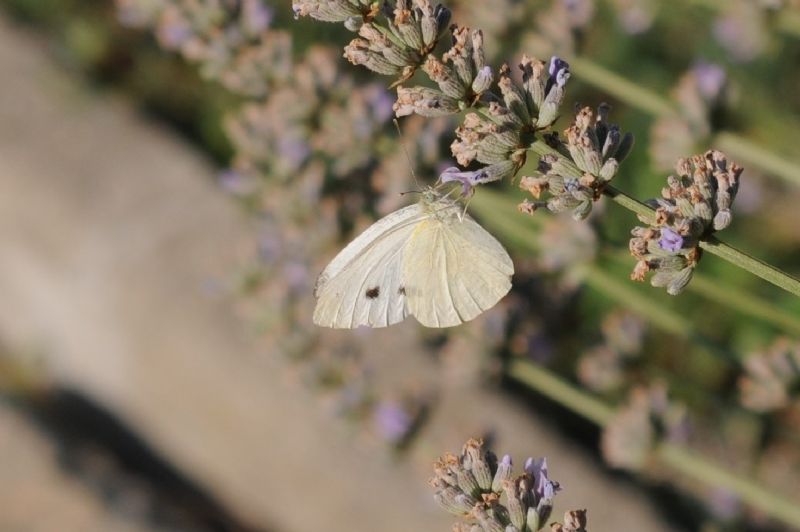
top-left (312, 204), bottom-right (424, 328)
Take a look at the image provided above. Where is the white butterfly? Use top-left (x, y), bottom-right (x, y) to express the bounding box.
top-left (313, 188), bottom-right (514, 328)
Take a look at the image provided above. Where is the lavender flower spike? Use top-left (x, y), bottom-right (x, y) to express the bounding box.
top-left (658, 227), bottom-right (684, 253)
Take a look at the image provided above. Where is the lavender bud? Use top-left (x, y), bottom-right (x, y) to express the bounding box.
top-left (601, 127), bottom-right (621, 159)
top-left (667, 266), bottom-right (694, 295)
top-left (650, 269), bottom-right (675, 288)
top-left (548, 56), bottom-right (570, 78)
top-left (343, 15), bottom-right (363, 32)
top-left (434, 486), bottom-right (471, 515)
top-left (455, 467), bottom-right (480, 497)
top-left (434, 5), bottom-right (452, 34)
top-left (538, 82), bottom-right (566, 127)
top-left (418, 3), bottom-right (438, 46)
top-left (483, 159), bottom-right (521, 182)
top-left (454, 493), bottom-right (478, 513)
top-left (564, 509), bottom-right (588, 531)
top-left (713, 209), bottom-right (732, 230)
top-left (393, 87), bottom-right (459, 117)
top-left (535, 496), bottom-right (554, 527)
top-left (423, 56), bottom-right (466, 99)
top-left (694, 201), bottom-right (713, 222)
top-left (472, 65), bottom-right (494, 94)
top-left (526, 506), bottom-right (541, 532)
top-left (492, 454), bottom-right (513, 492)
top-left (393, 8), bottom-right (423, 49)
top-left (520, 55), bottom-right (547, 109)
top-left (615, 132), bottom-right (635, 163)
top-left (344, 39), bottom-right (402, 75)
top-left (599, 158), bottom-right (619, 181)
top-left (462, 439), bottom-right (493, 490)
top-left (292, 0), bottom-right (361, 22)
top-left (471, 29), bottom-right (486, 70)
top-left (656, 255), bottom-right (688, 272)
top-left (499, 65), bottom-right (531, 124)
top-left (474, 505), bottom-right (506, 532)
top-left (502, 481), bottom-right (527, 530)
top-left (572, 200), bottom-right (592, 220)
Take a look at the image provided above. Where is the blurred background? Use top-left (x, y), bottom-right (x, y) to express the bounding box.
top-left (1, 0), bottom-right (799, 530)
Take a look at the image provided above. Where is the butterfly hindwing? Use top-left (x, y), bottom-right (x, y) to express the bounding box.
top-left (402, 210), bottom-right (514, 328)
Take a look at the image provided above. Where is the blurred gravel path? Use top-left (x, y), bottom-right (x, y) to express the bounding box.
top-left (0, 13), bottom-right (676, 532)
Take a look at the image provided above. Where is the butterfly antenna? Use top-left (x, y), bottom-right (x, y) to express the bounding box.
top-left (394, 119), bottom-right (421, 190)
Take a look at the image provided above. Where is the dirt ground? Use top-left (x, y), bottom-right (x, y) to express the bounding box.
top-left (0, 13), bottom-right (676, 532)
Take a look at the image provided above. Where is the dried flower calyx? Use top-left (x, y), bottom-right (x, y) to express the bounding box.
top-left (294, 0), bottom-right (452, 82)
top-left (435, 56), bottom-right (573, 194)
top-left (518, 104), bottom-right (633, 220)
top-left (550, 510), bottom-right (588, 532)
top-left (292, 0), bottom-right (378, 23)
top-left (394, 26), bottom-right (492, 118)
top-left (629, 150), bottom-right (742, 295)
top-left (431, 438), bottom-right (576, 531)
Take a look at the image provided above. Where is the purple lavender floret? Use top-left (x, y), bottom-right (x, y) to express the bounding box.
top-left (548, 56), bottom-right (571, 88)
top-left (692, 61), bottom-right (726, 100)
top-left (524, 457), bottom-right (562, 501)
top-left (374, 401), bottom-right (412, 443)
top-left (659, 227), bottom-right (684, 253)
top-left (242, 0), bottom-right (274, 34)
top-left (440, 166), bottom-right (490, 196)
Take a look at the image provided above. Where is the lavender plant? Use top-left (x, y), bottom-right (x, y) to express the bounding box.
top-left (430, 438), bottom-right (587, 532)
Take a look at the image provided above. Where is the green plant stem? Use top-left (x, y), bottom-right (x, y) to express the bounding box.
top-left (509, 359), bottom-right (613, 424)
top-left (697, 236), bottom-right (800, 296)
top-left (603, 250), bottom-right (800, 336)
top-left (688, 274), bottom-right (800, 335)
top-left (527, 141), bottom-right (800, 297)
top-left (569, 57), bottom-right (800, 187)
top-left (508, 360), bottom-right (800, 528)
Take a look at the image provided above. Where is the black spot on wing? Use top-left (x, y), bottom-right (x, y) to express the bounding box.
top-left (366, 286), bottom-right (380, 299)
top-left (398, 286), bottom-right (406, 295)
